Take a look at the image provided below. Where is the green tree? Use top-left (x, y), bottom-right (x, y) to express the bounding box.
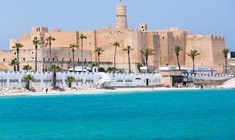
top-left (222, 48), bottom-right (230, 74)
top-left (9, 59), bottom-right (19, 71)
top-left (187, 49), bottom-right (200, 74)
top-left (94, 46), bottom-right (104, 70)
top-left (123, 45), bottom-right (133, 73)
top-left (137, 63), bottom-right (143, 73)
top-left (67, 76), bottom-right (76, 88)
top-left (69, 43), bottom-right (78, 72)
top-left (46, 36), bottom-right (56, 65)
top-left (23, 64), bottom-right (32, 72)
top-left (32, 38), bottom-right (41, 71)
top-left (140, 47), bottom-right (154, 67)
top-left (91, 62), bottom-right (98, 68)
top-left (106, 67), bottom-right (117, 72)
top-left (12, 42), bottom-right (23, 71)
top-left (173, 46), bottom-right (183, 70)
top-left (80, 34), bottom-right (87, 72)
top-left (113, 41), bottom-right (120, 68)
top-left (49, 64), bottom-right (62, 89)
top-left (23, 74), bottom-right (35, 90)
top-left (98, 67), bottom-right (105, 72)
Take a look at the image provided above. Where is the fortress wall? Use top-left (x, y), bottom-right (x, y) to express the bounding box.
top-left (0, 50), bottom-right (17, 64)
top-left (146, 32), bottom-right (160, 70)
top-left (45, 31), bottom-right (78, 49)
top-left (78, 30), bottom-right (96, 51)
top-left (9, 39), bottom-right (20, 50)
top-left (10, 27), bottom-right (50, 50)
top-left (95, 28), bottom-right (129, 69)
top-left (0, 48), bottom-right (92, 71)
top-left (185, 35), bottom-right (213, 68)
top-left (167, 31), bottom-right (187, 66)
top-left (95, 29), bottom-right (114, 64)
top-left (115, 29), bottom-right (148, 72)
top-left (0, 49), bottom-right (36, 71)
top-left (9, 34), bottom-right (32, 50)
top-left (175, 34), bottom-right (226, 73)
top-left (123, 30), bottom-right (136, 70)
top-left (137, 31), bottom-right (148, 65)
top-left (31, 32), bottom-right (47, 48)
top-left (158, 31), bottom-right (170, 65)
top-left (21, 34), bottom-right (32, 49)
top-left (157, 29), bottom-right (187, 66)
top-left (112, 29), bottom-right (129, 69)
top-left (95, 29), bottom-right (119, 66)
top-left (211, 35), bottom-right (226, 65)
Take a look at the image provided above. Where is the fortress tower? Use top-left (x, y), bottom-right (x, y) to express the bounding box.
top-left (116, 4), bottom-right (128, 29)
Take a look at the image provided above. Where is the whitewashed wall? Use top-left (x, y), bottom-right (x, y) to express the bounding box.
top-left (0, 71), bottom-right (161, 90)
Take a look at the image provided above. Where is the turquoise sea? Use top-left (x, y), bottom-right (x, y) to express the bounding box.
top-left (0, 89), bottom-right (235, 139)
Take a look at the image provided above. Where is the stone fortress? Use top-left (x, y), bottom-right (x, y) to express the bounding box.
top-left (0, 3), bottom-right (227, 73)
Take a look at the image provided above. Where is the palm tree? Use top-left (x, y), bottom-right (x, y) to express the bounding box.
top-left (94, 46), bottom-right (104, 70)
top-left (123, 45), bottom-right (133, 73)
top-left (140, 47), bottom-right (154, 67)
top-left (32, 38), bottom-right (41, 71)
top-left (113, 41), bottom-right (120, 68)
top-left (12, 42), bottom-right (23, 71)
top-left (46, 36), bottom-right (56, 65)
top-left (173, 46), bottom-right (183, 70)
top-left (49, 64), bottom-right (62, 89)
top-left (9, 59), bottom-right (19, 71)
top-left (187, 49), bottom-right (200, 74)
top-left (67, 76), bottom-right (76, 88)
top-left (23, 74), bottom-right (35, 90)
top-left (222, 48), bottom-right (230, 74)
top-left (80, 34), bottom-right (87, 72)
top-left (23, 64), bottom-right (32, 72)
top-left (69, 43), bottom-right (78, 72)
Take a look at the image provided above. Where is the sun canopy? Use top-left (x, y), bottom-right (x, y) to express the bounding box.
top-left (191, 68), bottom-right (217, 73)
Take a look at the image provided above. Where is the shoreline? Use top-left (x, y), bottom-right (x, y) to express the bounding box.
top-left (0, 86), bottom-right (228, 97)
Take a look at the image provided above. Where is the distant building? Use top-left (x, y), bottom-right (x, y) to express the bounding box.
top-left (0, 4), bottom-right (227, 73)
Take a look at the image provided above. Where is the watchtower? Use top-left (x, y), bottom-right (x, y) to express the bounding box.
top-left (116, 4), bottom-right (128, 29)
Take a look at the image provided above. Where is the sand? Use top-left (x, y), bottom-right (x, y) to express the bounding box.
top-left (0, 86), bottom-right (207, 97)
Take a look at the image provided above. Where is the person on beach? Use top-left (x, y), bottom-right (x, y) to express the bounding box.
top-left (46, 88), bottom-right (48, 94)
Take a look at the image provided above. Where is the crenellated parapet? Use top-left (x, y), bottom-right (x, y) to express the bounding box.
top-left (186, 34), bottom-right (225, 41)
top-left (32, 27), bottom-right (48, 33)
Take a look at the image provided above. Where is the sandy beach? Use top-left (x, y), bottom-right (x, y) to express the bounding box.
top-left (0, 86), bottom-right (207, 97)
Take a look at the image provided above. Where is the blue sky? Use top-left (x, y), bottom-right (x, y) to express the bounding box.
top-left (0, 0), bottom-right (234, 50)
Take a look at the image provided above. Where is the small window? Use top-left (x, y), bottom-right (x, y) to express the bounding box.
top-left (53, 58), bottom-right (55, 61)
top-left (23, 58), bottom-right (25, 61)
top-left (32, 51), bottom-right (34, 54)
top-left (62, 58), bottom-right (64, 61)
top-left (162, 37), bottom-right (165, 39)
top-left (3, 58), bottom-right (5, 62)
top-left (14, 52), bottom-right (16, 55)
top-left (43, 58), bottom-right (45, 61)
